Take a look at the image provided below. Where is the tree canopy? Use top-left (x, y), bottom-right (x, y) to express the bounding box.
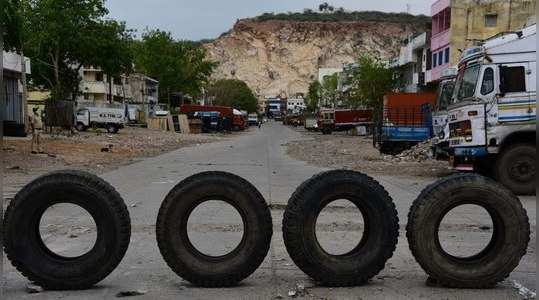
top-left (133, 29), bottom-right (217, 103)
top-left (6, 0), bottom-right (134, 101)
top-left (320, 73), bottom-right (340, 108)
top-left (346, 54), bottom-right (395, 121)
top-left (305, 80), bottom-right (321, 112)
top-left (207, 79), bottom-right (258, 113)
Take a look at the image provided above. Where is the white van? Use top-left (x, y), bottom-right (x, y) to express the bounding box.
top-left (76, 106), bottom-right (126, 134)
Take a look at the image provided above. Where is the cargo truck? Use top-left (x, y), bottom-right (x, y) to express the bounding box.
top-left (446, 24), bottom-right (536, 195)
top-left (179, 104), bottom-right (246, 131)
top-left (374, 92), bottom-right (437, 154)
top-left (317, 109), bottom-right (373, 135)
top-left (75, 106), bottom-right (126, 134)
top-left (431, 67), bottom-right (457, 159)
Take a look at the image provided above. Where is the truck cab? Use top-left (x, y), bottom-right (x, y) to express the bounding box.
top-left (317, 109), bottom-right (335, 135)
top-left (431, 68), bottom-right (456, 159)
top-left (447, 24), bottom-right (536, 194)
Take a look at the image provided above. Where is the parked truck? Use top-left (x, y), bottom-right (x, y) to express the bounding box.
top-left (75, 106), bottom-right (126, 134)
top-left (374, 92), bottom-right (437, 154)
top-left (446, 24), bottom-right (536, 195)
top-left (179, 104), bottom-right (246, 131)
top-left (431, 67), bottom-right (457, 159)
top-left (317, 109), bottom-right (373, 135)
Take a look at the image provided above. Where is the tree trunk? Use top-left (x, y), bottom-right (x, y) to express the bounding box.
top-left (108, 74), bottom-right (113, 103)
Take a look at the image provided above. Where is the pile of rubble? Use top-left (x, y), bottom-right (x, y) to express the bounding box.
top-left (387, 140), bottom-right (434, 162)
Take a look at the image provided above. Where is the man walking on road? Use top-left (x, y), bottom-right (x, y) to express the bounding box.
top-left (29, 107), bottom-right (44, 154)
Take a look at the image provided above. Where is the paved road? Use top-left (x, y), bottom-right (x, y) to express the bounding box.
top-left (3, 121), bottom-right (536, 299)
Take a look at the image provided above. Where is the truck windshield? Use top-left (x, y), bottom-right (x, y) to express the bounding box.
top-left (436, 80), bottom-right (455, 111)
top-left (452, 64), bottom-right (481, 103)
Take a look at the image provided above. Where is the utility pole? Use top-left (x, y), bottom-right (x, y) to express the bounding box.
top-left (20, 53), bottom-right (28, 131)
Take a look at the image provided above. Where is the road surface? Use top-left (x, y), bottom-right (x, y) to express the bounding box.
top-left (3, 121), bottom-right (536, 299)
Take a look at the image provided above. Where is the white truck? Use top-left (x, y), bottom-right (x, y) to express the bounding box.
top-left (431, 67), bottom-right (457, 159)
top-left (446, 24), bottom-right (536, 195)
top-left (76, 106), bottom-right (126, 134)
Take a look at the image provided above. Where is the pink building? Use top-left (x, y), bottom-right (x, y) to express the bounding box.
top-left (430, 0), bottom-right (452, 82)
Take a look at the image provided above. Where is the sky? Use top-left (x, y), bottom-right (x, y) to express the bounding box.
top-left (105, 0), bottom-right (431, 41)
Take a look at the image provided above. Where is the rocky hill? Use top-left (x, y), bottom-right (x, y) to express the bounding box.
top-left (203, 12), bottom-right (430, 99)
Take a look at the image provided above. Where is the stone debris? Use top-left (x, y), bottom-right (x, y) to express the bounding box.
top-left (288, 283), bottom-right (308, 298)
top-left (26, 284), bottom-right (43, 294)
top-left (390, 140), bottom-right (434, 162)
top-left (115, 290), bottom-right (148, 297)
top-left (512, 281), bottom-right (536, 299)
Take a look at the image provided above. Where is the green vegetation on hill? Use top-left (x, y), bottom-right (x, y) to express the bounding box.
top-left (253, 10), bottom-right (431, 27)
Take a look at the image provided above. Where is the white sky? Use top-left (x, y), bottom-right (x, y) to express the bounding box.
top-left (105, 0), bottom-right (431, 40)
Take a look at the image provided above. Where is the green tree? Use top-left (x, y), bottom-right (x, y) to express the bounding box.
top-left (346, 54), bottom-right (395, 122)
top-left (12, 0), bottom-right (134, 101)
top-left (2, 0), bottom-right (22, 51)
top-left (133, 29), bottom-right (216, 104)
top-left (305, 80), bottom-right (321, 112)
top-left (320, 73), bottom-right (339, 108)
top-left (207, 79), bottom-right (258, 113)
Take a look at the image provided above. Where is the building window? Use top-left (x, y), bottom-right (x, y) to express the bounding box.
top-left (433, 53), bottom-right (437, 67)
top-left (485, 14), bottom-right (498, 27)
top-left (83, 93), bottom-right (90, 100)
top-left (500, 66), bottom-right (526, 93)
top-left (95, 72), bottom-right (104, 82)
top-left (481, 67), bottom-right (494, 95)
top-left (438, 51), bottom-right (443, 66)
top-left (444, 48), bottom-right (450, 64)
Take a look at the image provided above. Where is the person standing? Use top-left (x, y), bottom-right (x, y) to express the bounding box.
top-left (29, 107), bottom-right (44, 154)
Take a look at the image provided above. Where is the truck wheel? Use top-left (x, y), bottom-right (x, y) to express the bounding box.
top-left (3, 170), bottom-right (131, 290)
top-left (75, 122), bottom-right (87, 132)
top-left (283, 170), bottom-right (399, 286)
top-left (106, 124), bottom-right (118, 134)
top-left (406, 174), bottom-right (529, 288)
top-left (156, 172), bottom-right (273, 287)
top-left (496, 143), bottom-right (536, 195)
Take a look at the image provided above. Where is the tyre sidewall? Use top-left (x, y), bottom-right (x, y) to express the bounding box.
top-left (4, 172), bottom-right (129, 289)
top-left (409, 176), bottom-right (529, 286)
top-left (157, 174), bottom-right (272, 284)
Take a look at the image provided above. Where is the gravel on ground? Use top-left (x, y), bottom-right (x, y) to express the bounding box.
top-left (286, 128), bottom-right (455, 178)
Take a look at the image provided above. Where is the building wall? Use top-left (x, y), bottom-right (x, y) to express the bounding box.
top-left (450, 0), bottom-right (536, 66)
top-left (430, 0), bottom-right (536, 82)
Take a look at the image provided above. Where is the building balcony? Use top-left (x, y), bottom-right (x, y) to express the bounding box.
top-left (81, 81), bottom-right (107, 94)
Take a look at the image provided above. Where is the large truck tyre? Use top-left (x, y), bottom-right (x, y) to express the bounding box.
top-left (406, 174), bottom-right (529, 288)
top-left (75, 122), bottom-right (87, 132)
top-left (156, 172), bottom-right (273, 287)
top-left (495, 143), bottom-right (536, 195)
top-left (3, 170), bottom-right (131, 290)
top-left (282, 170), bottom-right (399, 286)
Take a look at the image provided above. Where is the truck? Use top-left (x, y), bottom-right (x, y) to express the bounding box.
top-left (179, 104), bottom-right (246, 131)
top-left (446, 24), bottom-right (536, 195)
top-left (317, 109), bottom-right (373, 135)
top-left (75, 106), bottom-right (126, 134)
top-left (374, 92), bottom-right (437, 154)
top-left (247, 113), bottom-right (259, 126)
top-left (431, 67), bottom-right (457, 159)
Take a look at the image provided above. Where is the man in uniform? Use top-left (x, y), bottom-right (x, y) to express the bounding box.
top-left (29, 107), bottom-right (44, 154)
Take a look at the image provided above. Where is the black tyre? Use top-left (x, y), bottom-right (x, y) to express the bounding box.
top-left (496, 143), bottom-right (536, 195)
top-left (75, 122), bottom-right (86, 132)
top-left (156, 171), bottom-right (273, 287)
top-left (3, 170), bottom-right (131, 290)
top-left (283, 170), bottom-right (399, 286)
top-left (406, 174), bottom-right (530, 288)
top-left (106, 124), bottom-right (118, 134)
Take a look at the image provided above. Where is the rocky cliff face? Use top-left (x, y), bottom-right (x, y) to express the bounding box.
top-left (204, 18), bottom-right (427, 99)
